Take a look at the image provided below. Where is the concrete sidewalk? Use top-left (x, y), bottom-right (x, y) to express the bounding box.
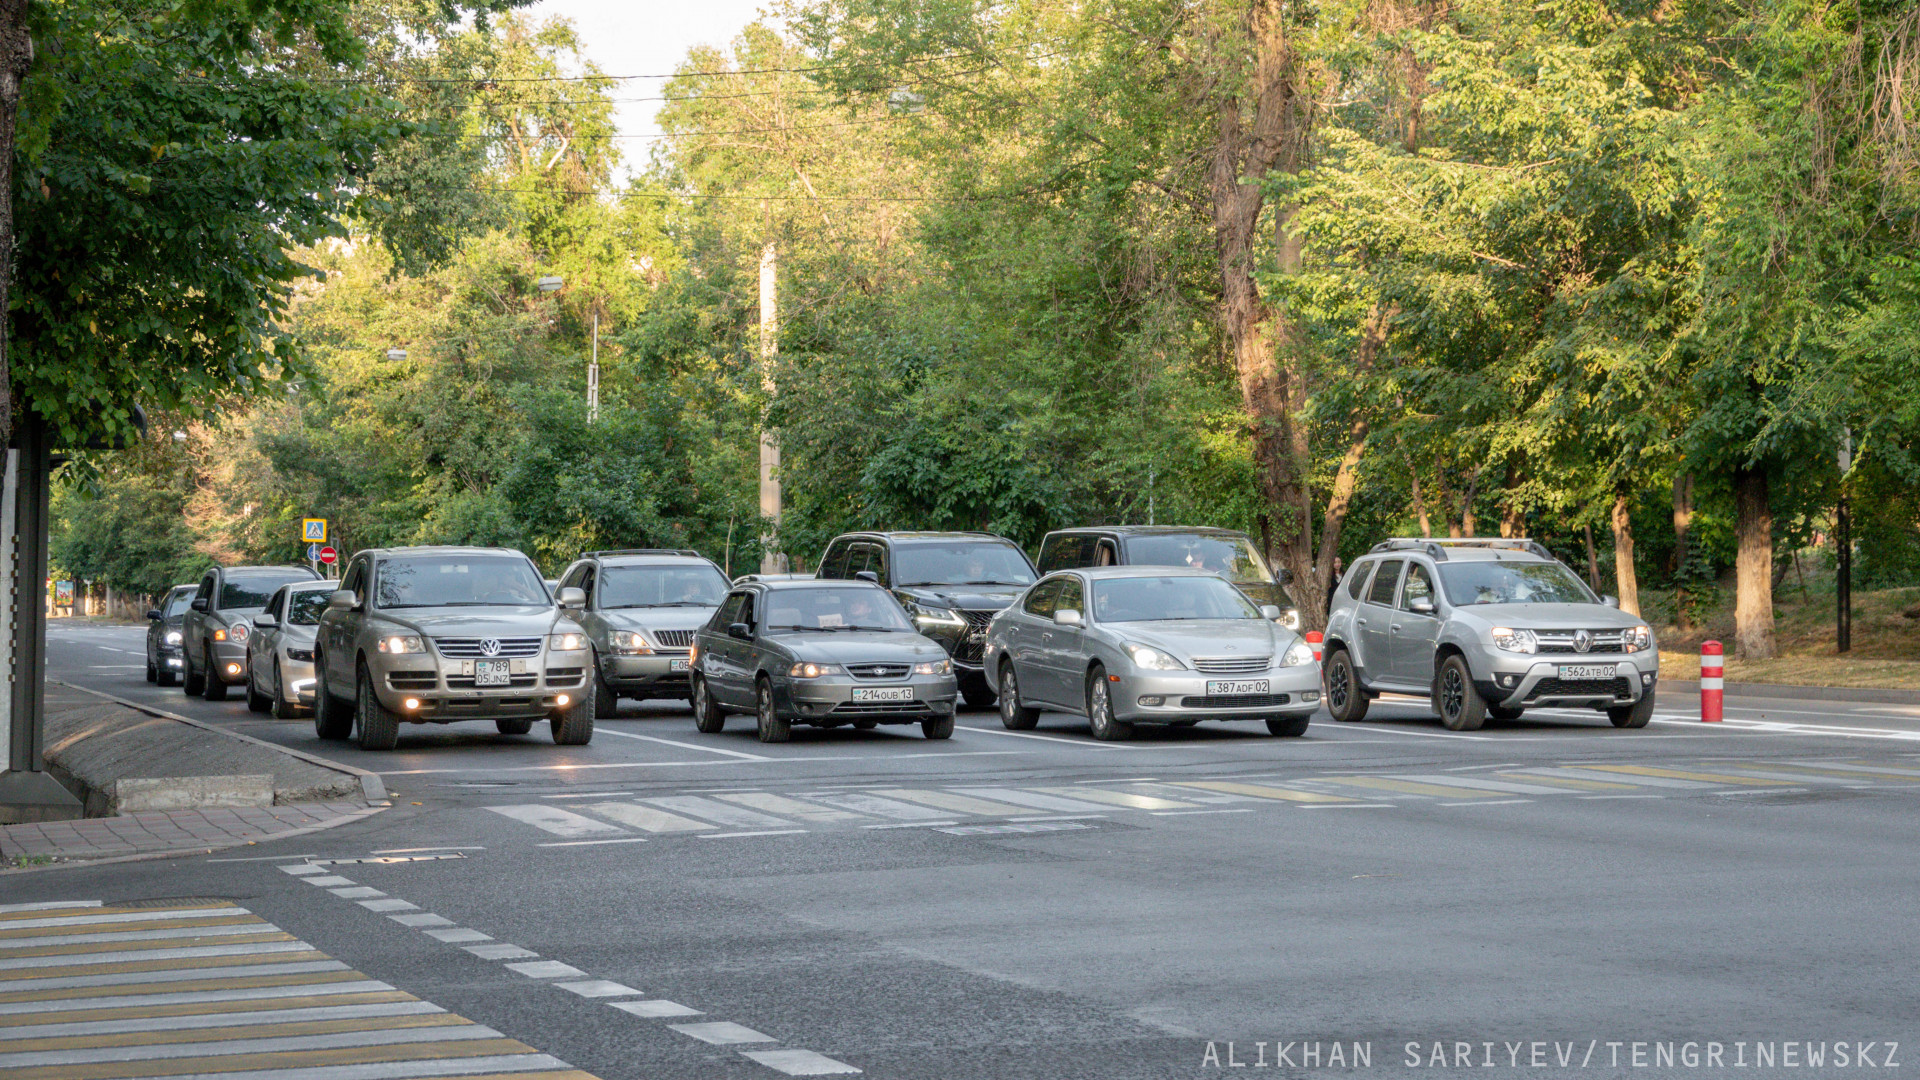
top-left (0, 799), bottom-right (381, 866)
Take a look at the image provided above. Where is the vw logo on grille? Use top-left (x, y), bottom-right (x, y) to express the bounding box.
top-left (1573, 629), bottom-right (1593, 654)
top-left (480, 638), bottom-right (502, 657)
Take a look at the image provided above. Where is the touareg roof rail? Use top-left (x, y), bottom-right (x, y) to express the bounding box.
top-left (1367, 538), bottom-right (1555, 561)
top-left (582, 548), bottom-right (703, 559)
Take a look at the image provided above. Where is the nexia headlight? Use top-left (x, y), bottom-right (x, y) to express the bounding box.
top-left (1281, 639), bottom-right (1315, 667)
top-left (165, 630), bottom-right (183, 645)
top-left (1124, 643), bottom-right (1184, 670)
top-left (1622, 625), bottom-right (1652, 653)
top-left (913, 659), bottom-right (952, 676)
top-left (609, 630), bottom-right (653, 655)
top-left (548, 633), bottom-right (587, 651)
top-left (905, 600), bottom-right (966, 629)
top-left (1490, 627), bottom-right (1538, 654)
top-left (788, 662), bottom-right (843, 679)
top-left (377, 634), bottom-right (425, 654)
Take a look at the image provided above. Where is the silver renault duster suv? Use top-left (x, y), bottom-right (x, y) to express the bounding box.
top-left (313, 546), bottom-right (595, 750)
top-left (1322, 539), bottom-right (1658, 731)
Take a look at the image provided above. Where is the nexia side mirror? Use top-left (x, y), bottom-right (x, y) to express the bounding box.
top-left (254, 612), bottom-right (279, 629)
top-left (1053, 609), bottom-right (1083, 627)
top-left (145, 609), bottom-right (162, 621)
top-left (189, 597), bottom-right (209, 612)
top-left (854, 570), bottom-right (879, 584)
top-left (727, 622), bottom-right (753, 641)
top-left (1409, 596), bottom-right (1436, 615)
top-left (1601, 594), bottom-right (1620, 609)
top-left (557, 587), bottom-right (586, 609)
top-left (1259, 605), bottom-right (1283, 621)
top-left (327, 591), bottom-right (356, 611)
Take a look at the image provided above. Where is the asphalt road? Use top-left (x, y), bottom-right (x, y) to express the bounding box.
top-left (11, 619), bottom-right (1919, 1079)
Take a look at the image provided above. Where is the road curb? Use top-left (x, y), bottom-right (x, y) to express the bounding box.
top-left (1660, 679), bottom-right (1920, 706)
top-left (53, 680), bottom-right (390, 803)
top-left (0, 802), bottom-right (387, 876)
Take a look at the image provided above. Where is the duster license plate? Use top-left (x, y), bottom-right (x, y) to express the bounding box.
top-left (1558, 664), bottom-right (1614, 681)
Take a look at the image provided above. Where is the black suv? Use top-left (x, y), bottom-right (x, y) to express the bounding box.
top-left (1035, 526), bottom-right (1299, 628)
top-left (814, 531), bottom-right (1039, 707)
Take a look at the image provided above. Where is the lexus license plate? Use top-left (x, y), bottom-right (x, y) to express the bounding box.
top-left (1558, 664), bottom-right (1613, 681)
top-left (1205, 679), bottom-right (1270, 696)
top-left (668, 658), bottom-right (689, 672)
top-left (851, 687), bottom-right (914, 703)
top-left (474, 660), bottom-right (511, 687)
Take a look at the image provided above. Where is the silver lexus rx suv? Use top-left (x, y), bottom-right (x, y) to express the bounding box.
top-left (1322, 539), bottom-right (1658, 731)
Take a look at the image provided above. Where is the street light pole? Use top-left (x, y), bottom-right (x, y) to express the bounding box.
top-left (759, 241), bottom-right (785, 574)
top-left (1838, 427), bottom-right (1852, 654)
top-left (588, 312), bottom-right (599, 424)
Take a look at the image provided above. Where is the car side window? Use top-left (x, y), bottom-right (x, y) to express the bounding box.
top-left (1022, 579), bottom-right (1061, 617)
top-left (1093, 540), bottom-right (1118, 567)
top-left (1399, 563), bottom-right (1436, 611)
top-left (1055, 576), bottom-right (1085, 616)
top-left (714, 592), bottom-right (746, 627)
top-left (340, 558), bottom-right (367, 599)
top-left (1366, 560), bottom-right (1404, 606)
top-left (578, 565), bottom-right (597, 602)
top-left (738, 593), bottom-right (757, 632)
top-left (1346, 560), bottom-right (1373, 600)
top-left (1037, 536), bottom-right (1082, 574)
top-left (818, 540), bottom-right (850, 579)
top-left (868, 545), bottom-right (890, 586)
top-left (195, 572), bottom-right (216, 607)
top-left (266, 587), bottom-right (286, 619)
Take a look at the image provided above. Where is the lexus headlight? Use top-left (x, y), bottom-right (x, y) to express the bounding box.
top-left (788, 662), bottom-right (843, 678)
top-left (1490, 627), bottom-right (1538, 654)
top-left (609, 630), bottom-right (653, 655)
top-left (1281, 639), bottom-right (1315, 667)
top-left (913, 659), bottom-right (952, 675)
top-left (905, 600), bottom-right (966, 629)
top-left (1124, 643), bottom-right (1185, 670)
top-left (377, 634), bottom-right (425, 654)
top-left (1622, 625), bottom-right (1652, 653)
top-left (165, 630), bottom-right (182, 645)
top-left (548, 633), bottom-right (587, 651)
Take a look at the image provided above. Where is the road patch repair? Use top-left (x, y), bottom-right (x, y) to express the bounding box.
top-left (0, 684), bottom-right (387, 869)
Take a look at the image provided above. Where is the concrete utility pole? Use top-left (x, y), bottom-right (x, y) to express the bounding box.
top-left (758, 241), bottom-right (786, 574)
top-left (587, 312), bottom-right (600, 425)
top-left (1837, 427), bottom-right (1852, 654)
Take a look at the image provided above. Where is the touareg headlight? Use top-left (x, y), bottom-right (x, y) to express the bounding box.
top-left (548, 633), bottom-right (587, 651)
top-left (1490, 627), bottom-right (1538, 654)
top-left (1125, 643), bottom-right (1185, 670)
top-left (377, 634), bottom-right (425, 654)
top-left (165, 630), bottom-right (183, 645)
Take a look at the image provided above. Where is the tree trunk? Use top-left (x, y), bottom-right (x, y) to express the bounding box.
top-left (1498, 459), bottom-right (1524, 538)
top-left (0, 0), bottom-right (28, 446)
top-left (1733, 465), bottom-right (1775, 659)
top-left (1610, 488), bottom-right (1640, 616)
top-left (1408, 458), bottom-right (1431, 538)
top-left (1434, 465), bottom-right (1462, 537)
top-left (1672, 472), bottom-right (1695, 631)
top-left (1583, 523), bottom-right (1601, 591)
top-left (1459, 469), bottom-right (1481, 537)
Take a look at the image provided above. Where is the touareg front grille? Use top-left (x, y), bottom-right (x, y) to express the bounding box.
top-left (1179, 693), bottom-right (1292, 708)
top-left (652, 630), bottom-right (695, 650)
top-left (388, 673), bottom-right (438, 691)
top-left (434, 637), bottom-right (542, 659)
top-left (1527, 677), bottom-right (1631, 701)
top-left (446, 674), bottom-right (540, 689)
top-left (847, 663), bottom-right (911, 679)
top-left (1191, 656), bottom-right (1272, 675)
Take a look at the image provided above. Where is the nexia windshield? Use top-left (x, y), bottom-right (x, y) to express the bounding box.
top-left (1437, 561), bottom-right (1595, 606)
top-left (1091, 575), bottom-right (1262, 622)
top-left (374, 556), bottom-right (549, 609)
top-left (893, 542), bottom-right (1035, 587)
top-left (760, 587), bottom-right (914, 631)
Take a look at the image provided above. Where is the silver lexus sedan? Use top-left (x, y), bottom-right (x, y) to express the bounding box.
top-left (984, 567), bottom-right (1321, 740)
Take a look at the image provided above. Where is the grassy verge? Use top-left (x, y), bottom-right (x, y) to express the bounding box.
top-left (1641, 573), bottom-right (1920, 689)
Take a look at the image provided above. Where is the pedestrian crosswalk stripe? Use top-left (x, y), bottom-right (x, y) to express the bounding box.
top-left (482, 806), bottom-right (624, 839)
top-left (2, 1040), bottom-right (551, 1080)
top-left (1693, 766), bottom-right (1865, 785)
top-left (1494, 771), bottom-right (1637, 791)
top-left (1771, 762), bottom-right (1920, 781)
top-left (867, 789), bottom-right (1031, 816)
top-left (0, 941), bottom-right (316, 973)
top-left (0, 1001), bottom-right (446, 1040)
top-left (646, 796), bottom-right (794, 829)
top-left (948, 788), bottom-right (1115, 813)
top-left (715, 792), bottom-right (863, 822)
top-left (0, 908), bottom-right (252, 931)
top-left (1317, 777), bottom-right (1504, 799)
top-left (0, 968), bottom-right (371, 1006)
top-left (0, 903), bottom-right (102, 917)
top-left (1383, 774), bottom-right (1577, 797)
top-left (581, 802), bottom-right (707, 833)
top-left (1166, 780), bottom-right (1356, 804)
top-left (1526, 766), bottom-right (1715, 789)
top-left (0, 924), bottom-right (292, 951)
top-left (1032, 787), bottom-right (1198, 810)
top-left (0, 959), bottom-right (350, 993)
top-left (0, 915), bottom-right (265, 942)
top-left (0, 990), bottom-right (419, 1028)
top-left (1583, 764), bottom-right (1790, 786)
top-left (0, 1014), bottom-right (479, 1061)
top-left (799, 792), bottom-right (952, 820)
top-left (0, 979), bottom-right (396, 1017)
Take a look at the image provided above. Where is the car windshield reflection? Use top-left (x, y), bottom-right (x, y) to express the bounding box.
top-left (1090, 576), bottom-right (1263, 622)
top-left (759, 587), bottom-right (914, 632)
top-left (375, 556), bottom-right (549, 609)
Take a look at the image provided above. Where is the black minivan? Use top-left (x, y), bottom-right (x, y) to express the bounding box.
top-left (1034, 526), bottom-right (1300, 628)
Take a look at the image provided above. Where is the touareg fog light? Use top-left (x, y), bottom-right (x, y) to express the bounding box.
top-left (225, 663), bottom-right (243, 676)
top-left (1137, 695), bottom-right (1165, 707)
top-left (556, 694), bottom-right (571, 707)
top-left (403, 698), bottom-right (421, 710)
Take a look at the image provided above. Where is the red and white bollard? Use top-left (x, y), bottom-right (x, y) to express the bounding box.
top-left (1700, 640), bottom-right (1723, 722)
top-left (1306, 631), bottom-right (1323, 664)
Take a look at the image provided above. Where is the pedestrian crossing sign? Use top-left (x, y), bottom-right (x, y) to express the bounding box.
top-left (302, 518), bottom-right (327, 543)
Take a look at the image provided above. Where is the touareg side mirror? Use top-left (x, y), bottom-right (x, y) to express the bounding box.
top-left (1275, 566), bottom-right (1294, 585)
top-left (1259, 604), bottom-right (1283, 621)
top-left (189, 597), bottom-right (209, 612)
top-left (557, 586), bottom-right (586, 609)
top-left (727, 622), bottom-right (754, 641)
top-left (145, 609), bottom-right (162, 621)
top-left (327, 591), bottom-right (356, 611)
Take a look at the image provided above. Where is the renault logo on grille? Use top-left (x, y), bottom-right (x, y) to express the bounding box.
top-left (1573, 629), bottom-right (1593, 654)
top-left (480, 638), bottom-right (502, 657)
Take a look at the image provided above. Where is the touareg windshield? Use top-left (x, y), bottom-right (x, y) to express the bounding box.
top-left (893, 542), bottom-right (1035, 587)
top-left (1437, 561), bottom-right (1595, 606)
top-left (375, 556), bottom-right (549, 609)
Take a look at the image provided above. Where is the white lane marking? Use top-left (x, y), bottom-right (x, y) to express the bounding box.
top-left (950, 788), bottom-right (1120, 814)
top-left (0, 907), bottom-right (250, 930)
top-left (280, 864), bottom-right (327, 875)
top-left (555, 979), bottom-right (643, 998)
top-left (464, 943), bottom-right (539, 960)
top-left (671, 1020), bottom-right (777, 1045)
top-left (741, 1048), bottom-right (864, 1075)
top-left (372, 846), bottom-right (488, 853)
top-left (861, 820), bottom-right (958, 830)
top-left (302, 875), bottom-right (356, 887)
top-left (210, 854), bottom-right (323, 863)
top-left (0, 1022), bottom-right (510, 1068)
top-left (0, 979), bottom-right (395, 1016)
top-left (0, 1000), bottom-right (444, 1039)
top-left (1580, 794), bottom-right (1665, 799)
top-left (505, 960), bottom-right (587, 979)
top-left (0, 901), bottom-right (101, 914)
top-left (1150, 808), bottom-right (1254, 816)
top-left (610, 999), bottom-right (703, 1018)
top-left (360, 899), bottom-right (419, 912)
top-left (539, 792), bottom-right (635, 799)
top-left (536, 837), bottom-right (650, 848)
top-left (423, 928), bottom-right (492, 943)
top-left (1297, 803), bottom-right (1394, 809)
top-left (330, 887), bottom-right (385, 899)
top-left (698, 829), bottom-right (809, 838)
top-left (594, 728), bottom-right (771, 759)
top-left (647, 795), bottom-right (795, 829)
top-left (1439, 799), bottom-right (1533, 807)
top-left (1652, 717), bottom-right (1920, 741)
top-left (0, 939), bottom-right (316, 972)
top-left (581, 801), bottom-right (710, 833)
top-left (954, 725), bottom-right (1132, 749)
top-left (484, 804), bottom-right (628, 838)
top-left (1340, 725), bottom-right (1494, 741)
top-left (0, 960), bottom-right (349, 995)
top-left (389, 913), bottom-right (454, 928)
top-left (799, 792), bottom-right (953, 820)
top-left (1007, 814), bottom-right (1107, 822)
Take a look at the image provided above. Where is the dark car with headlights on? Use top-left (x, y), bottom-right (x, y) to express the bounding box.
top-left (813, 531), bottom-right (1037, 709)
top-left (182, 564), bottom-right (323, 700)
top-left (245, 581), bottom-right (337, 719)
top-left (313, 546), bottom-right (594, 750)
top-left (145, 584), bottom-right (197, 686)
top-left (985, 567), bottom-right (1320, 740)
top-left (690, 579), bottom-right (960, 743)
top-left (1036, 525), bottom-right (1300, 629)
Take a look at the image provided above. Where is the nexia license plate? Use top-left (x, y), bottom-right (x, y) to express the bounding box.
top-left (851, 687), bottom-right (914, 703)
top-left (1559, 664), bottom-right (1614, 681)
top-left (474, 660), bottom-right (511, 687)
top-left (668, 658), bottom-right (690, 672)
top-left (1205, 679), bottom-right (1270, 696)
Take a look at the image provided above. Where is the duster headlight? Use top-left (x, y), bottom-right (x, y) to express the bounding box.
top-left (1622, 625), bottom-right (1652, 653)
top-left (1490, 627), bottom-right (1538, 654)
